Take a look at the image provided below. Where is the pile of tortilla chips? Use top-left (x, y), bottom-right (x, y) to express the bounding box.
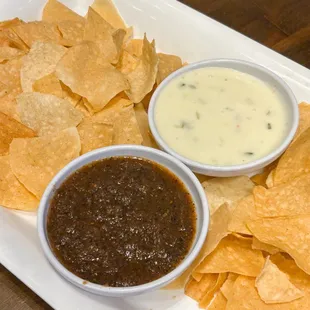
top-left (165, 104), bottom-right (310, 309)
top-left (0, 0), bottom-right (185, 210)
top-left (2, 1), bottom-right (310, 309)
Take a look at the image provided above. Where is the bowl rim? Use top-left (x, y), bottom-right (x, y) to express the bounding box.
top-left (148, 58), bottom-right (299, 174)
top-left (37, 145), bottom-right (209, 296)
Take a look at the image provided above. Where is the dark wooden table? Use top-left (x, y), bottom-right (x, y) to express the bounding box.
top-left (1, 0), bottom-right (310, 309)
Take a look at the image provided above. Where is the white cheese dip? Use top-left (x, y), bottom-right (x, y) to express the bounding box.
top-left (154, 67), bottom-right (289, 166)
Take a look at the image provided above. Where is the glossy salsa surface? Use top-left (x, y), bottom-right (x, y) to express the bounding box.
top-left (47, 156), bottom-right (196, 287)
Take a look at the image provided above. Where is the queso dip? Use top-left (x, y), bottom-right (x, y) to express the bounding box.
top-left (155, 67), bottom-right (289, 166)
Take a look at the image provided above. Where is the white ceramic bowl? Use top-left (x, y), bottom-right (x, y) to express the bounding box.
top-left (148, 59), bottom-right (299, 177)
top-left (37, 145), bottom-right (209, 297)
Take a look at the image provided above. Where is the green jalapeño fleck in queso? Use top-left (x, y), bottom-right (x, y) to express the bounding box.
top-left (154, 67), bottom-right (290, 166)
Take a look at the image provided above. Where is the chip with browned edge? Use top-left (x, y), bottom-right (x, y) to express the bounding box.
top-left (156, 53), bottom-right (182, 85)
top-left (9, 127), bottom-right (80, 198)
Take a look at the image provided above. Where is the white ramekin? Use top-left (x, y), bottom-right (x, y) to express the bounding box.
top-left (148, 59), bottom-right (299, 177)
top-left (37, 145), bottom-right (209, 297)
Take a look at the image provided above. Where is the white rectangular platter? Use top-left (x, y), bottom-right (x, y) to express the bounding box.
top-left (0, 0), bottom-right (310, 309)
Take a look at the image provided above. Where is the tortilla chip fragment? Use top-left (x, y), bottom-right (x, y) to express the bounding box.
top-left (156, 53), bottom-right (182, 84)
top-left (196, 234), bottom-right (265, 277)
top-left (78, 119), bottom-right (112, 154)
top-left (12, 21), bottom-right (62, 47)
top-left (43, 0), bottom-right (84, 23)
top-left (57, 21), bottom-right (84, 46)
top-left (0, 46), bottom-right (25, 63)
top-left (293, 102), bottom-right (310, 143)
top-left (202, 176), bottom-right (254, 214)
top-left (124, 39), bottom-right (143, 57)
top-left (21, 41), bottom-right (66, 92)
top-left (17, 92), bottom-right (83, 136)
top-left (255, 256), bottom-right (304, 304)
top-left (199, 273), bottom-right (228, 308)
top-left (167, 203), bottom-right (231, 289)
top-left (208, 292), bottom-right (227, 310)
top-left (113, 106), bottom-right (143, 145)
top-left (84, 7), bottom-right (124, 63)
top-left (91, 0), bottom-right (127, 30)
top-left (185, 274), bottom-right (218, 302)
top-left (228, 195), bottom-right (258, 235)
top-left (254, 174), bottom-right (310, 217)
top-left (32, 73), bottom-right (63, 97)
top-left (134, 103), bottom-right (158, 148)
top-left (247, 216), bottom-right (310, 276)
top-left (0, 156), bottom-right (38, 211)
top-left (125, 35), bottom-right (158, 103)
top-left (56, 41), bottom-right (129, 112)
top-left (9, 127), bottom-right (80, 198)
top-left (0, 112), bottom-right (35, 155)
top-left (0, 56), bottom-right (23, 87)
top-left (273, 127), bottom-right (310, 186)
top-left (220, 273), bottom-right (238, 300)
top-left (252, 237), bottom-right (281, 255)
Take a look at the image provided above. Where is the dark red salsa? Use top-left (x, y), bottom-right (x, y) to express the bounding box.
top-left (47, 156), bottom-right (196, 287)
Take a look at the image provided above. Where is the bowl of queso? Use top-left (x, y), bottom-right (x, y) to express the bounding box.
top-left (37, 145), bottom-right (209, 297)
top-left (148, 59), bottom-right (299, 177)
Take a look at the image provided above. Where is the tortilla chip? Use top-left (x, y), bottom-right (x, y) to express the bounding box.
top-left (254, 174), bottom-right (310, 217)
top-left (0, 85), bottom-right (22, 120)
top-left (185, 274), bottom-right (218, 302)
top-left (247, 216), bottom-right (310, 276)
top-left (196, 234), bottom-right (265, 277)
top-left (17, 92), bottom-right (83, 136)
top-left (112, 106), bottom-right (143, 145)
top-left (255, 256), bottom-right (304, 304)
top-left (117, 50), bottom-right (139, 74)
top-left (251, 160), bottom-right (278, 187)
top-left (265, 169), bottom-right (275, 188)
top-left (21, 41), bottom-right (66, 92)
top-left (12, 21), bottom-right (62, 47)
top-left (61, 82), bottom-right (81, 107)
top-left (0, 46), bottom-right (25, 63)
top-left (208, 292), bottom-right (227, 310)
top-left (293, 102), bottom-right (310, 143)
top-left (124, 39), bottom-right (143, 57)
top-left (156, 53), bottom-right (182, 84)
top-left (78, 119), bottom-right (113, 154)
top-left (0, 112), bottom-right (35, 155)
top-left (273, 127), bottom-right (310, 186)
top-left (0, 18), bottom-right (23, 30)
top-left (0, 56), bottom-right (23, 87)
top-left (57, 21), bottom-right (85, 46)
top-left (141, 83), bottom-right (157, 111)
top-left (166, 203), bottom-right (231, 289)
top-left (84, 7), bottom-right (125, 63)
top-left (199, 273), bottom-right (228, 308)
top-left (91, 0), bottom-right (127, 30)
top-left (134, 103), bottom-right (158, 148)
top-left (252, 237), bottom-right (281, 255)
top-left (0, 155), bottom-right (38, 211)
top-left (192, 272), bottom-right (203, 282)
top-left (0, 25), bottom-right (29, 51)
top-left (220, 273), bottom-right (238, 300)
top-left (56, 41), bottom-right (129, 112)
top-left (9, 127), bottom-right (80, 198)
top-left (43, 0), bottom-right (84, 23)
top-left (32, 73), bottom-right (63, 98)
top-left (125, 35), bottom-right (158, 103)
top-left (228, 195), bottom-right (258, 235)
top-left (202, 176), bottom-right (254, 214)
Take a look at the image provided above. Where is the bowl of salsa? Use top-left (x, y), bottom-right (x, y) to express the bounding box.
top-left (37, 145), bottom-right (209, 297)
